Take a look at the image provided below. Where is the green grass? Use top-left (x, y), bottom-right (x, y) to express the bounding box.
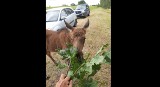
top-left (46, 6), bottom-right (76, 10)
top-left (46, 6), bottom-right (98, 11)
top-left (82, 7), bottom-right (111, 87)
top-left (89, 6), bottom-right (98, 11)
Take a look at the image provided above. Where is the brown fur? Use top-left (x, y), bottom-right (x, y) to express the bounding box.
top-left (46, 19), bottom-right (89, 65)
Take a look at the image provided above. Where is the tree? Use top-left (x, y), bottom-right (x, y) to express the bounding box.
top-left (97, 3), bottom-right (100, 7)
top-left (78, 0), bottom-right (86, 5)
top-left (62, 4), bottom-right (68, 6)
top-left (71, 3), bottom-right (76, 6)
top-left (100, 0), bottom-right (111, 9)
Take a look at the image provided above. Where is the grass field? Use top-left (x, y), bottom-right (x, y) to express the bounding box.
top-left (46, 6), bottom-right (99, 11)
top-left (82, 7), bottom-right (111, 87)
top-left (46, 6), bottom-right (111, 87)
top-left (46, 6), bottom-right (77, 10)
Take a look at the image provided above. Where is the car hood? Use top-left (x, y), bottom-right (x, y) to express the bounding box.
top-left (46, 22), bottom-right (56, 29)
top-left (46, 21), bottom-right (65, 31)
top-left (74, 9), bottom-right (84, 11)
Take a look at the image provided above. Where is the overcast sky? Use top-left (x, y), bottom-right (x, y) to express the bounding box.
top-left (46, 0), bottom-right (100, 7)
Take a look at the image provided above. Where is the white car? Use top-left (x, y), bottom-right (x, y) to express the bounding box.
top-left (46, 7), bottom-right (77, 31)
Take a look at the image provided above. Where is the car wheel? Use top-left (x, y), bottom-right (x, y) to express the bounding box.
top-left (73, 19), bottom-right (77, 27)
top-left (84, 14), bottom-right (87, 18)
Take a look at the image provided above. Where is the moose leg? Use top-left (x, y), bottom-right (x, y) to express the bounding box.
top-left (77, 52), bottom-right (84, 63)
top-left (46, 51), bottom-right (58, 66)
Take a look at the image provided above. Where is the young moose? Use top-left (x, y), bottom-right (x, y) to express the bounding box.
top-left (46, 19), bottom-right (89, 65)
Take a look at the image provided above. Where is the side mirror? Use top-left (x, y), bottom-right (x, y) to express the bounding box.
top-left (61, 16), bottom-right (66, 20)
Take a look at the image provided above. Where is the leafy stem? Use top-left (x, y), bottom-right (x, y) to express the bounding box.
top-left (72, 53), bottom-right (90, 77)
top-left (73, 63), bottom-right (85, 77)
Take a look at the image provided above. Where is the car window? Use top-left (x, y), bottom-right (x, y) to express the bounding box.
top-left (46, 10), bottom-right (60, 22)
top-left (86, 5), bottom-right (89, 9)
top-left (61, 10), bottom-right (67, 17)
top-left (65, 8), bottom-right (74, 15)
top-left (76, 5), bottom-right (86, 10)
top-left (69, 8), bottom-right (74, 13)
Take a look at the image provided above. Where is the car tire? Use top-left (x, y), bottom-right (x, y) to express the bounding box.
top-left (73, 19), bottom-right (77, 27)
top-left (88, 11), bottom-right (90, 16)
top-left (84, 14), bottom-right (87, 18)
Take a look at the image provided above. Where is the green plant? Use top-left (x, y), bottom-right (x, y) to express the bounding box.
top-left (57, 44), bottom-right (111, 87)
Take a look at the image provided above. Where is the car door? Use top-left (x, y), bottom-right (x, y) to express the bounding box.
top-left (60, 9), bottom-right (71, 25)
top-left (65, 8), bottom-right (75, 26)
top-left (60, 9), bottom-right (70, 28)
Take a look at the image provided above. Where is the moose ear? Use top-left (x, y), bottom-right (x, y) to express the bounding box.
top-left (83, 19), bottom-right (89, 29)
top-left (64, 19), bottom-right (74, 30)
top-left (82, 29), bottom-right (86, 34)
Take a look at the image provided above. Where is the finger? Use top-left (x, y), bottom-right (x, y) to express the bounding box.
top-left (64, 76), bottom-right (70, 81)
top-left (63, 80), bottom-right (69, 85)
top-left (60, 74), bottom-right (66, 80)
top-left (66, 81), bottom-right (69, 85)
top-left (69, 80), bottom-right (72, 87)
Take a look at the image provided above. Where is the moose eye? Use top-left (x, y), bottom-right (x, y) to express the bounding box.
top-left (81, 37), bottom-right (86, 40)
top-left (74, 34), bottom-right (78, 37)
top-left (76, 35), bottom-right (78, 37)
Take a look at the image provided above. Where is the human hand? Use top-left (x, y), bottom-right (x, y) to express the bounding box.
top-left (55, 74), bottom-right (72, 87)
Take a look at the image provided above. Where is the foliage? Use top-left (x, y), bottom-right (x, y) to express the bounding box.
top-left (100, 0), bottom-right (111, 9)
top-left (71, 3), bottom-right (76, 6)
top-left (78, 0), bottom-right (86, 5)
top-left (57, 44), bottom-right (111, 87)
